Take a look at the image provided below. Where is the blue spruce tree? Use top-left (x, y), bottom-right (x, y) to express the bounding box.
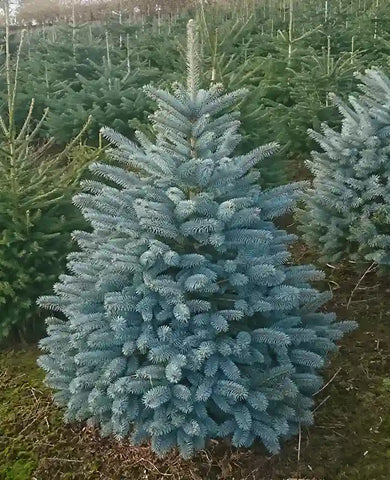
top-left (38, 20), bottom-right (356, 459)
top-left (299, 69), bottom-right (390, 267)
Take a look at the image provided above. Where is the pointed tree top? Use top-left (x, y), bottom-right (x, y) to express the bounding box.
top-left (186, 19), bottom-right (201, 100)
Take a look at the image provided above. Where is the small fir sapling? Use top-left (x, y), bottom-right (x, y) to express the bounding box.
top-left (298, 68), bottom-right (390, 267)
top-left (38, 20), bottom-right (356, 459)
top-left (0, 2), bottom-right (98, 342)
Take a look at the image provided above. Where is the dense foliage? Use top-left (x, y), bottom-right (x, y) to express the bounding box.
top-left (0, 132), bottom-right (99, 341)
top-left (0, 3), bottom-right (103, 342)
top-left (298, 69), bottom-right (390, 267)
top-left (38, 21), bottom-right (355, 459)
top-left (2, 0), bottom-right (389, 186)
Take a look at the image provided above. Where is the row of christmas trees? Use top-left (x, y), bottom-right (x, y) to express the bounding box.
top-left (1, 3), bottom-right (390, 460)
top-left (35, 19), bottom-right (390, 460)
top-left (3, 38), bottom-right (388, 344)
top-left (1, 0), bottom-right (390, 186)
top-left (1, 1), bottom-right (389, 345)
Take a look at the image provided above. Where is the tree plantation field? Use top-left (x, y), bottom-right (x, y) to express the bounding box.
top-left (1, 0), bottom-right (390, 479)
top-left (2, 0), bottom-right (390, 184)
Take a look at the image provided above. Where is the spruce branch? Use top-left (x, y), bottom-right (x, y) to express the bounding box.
top-left (187, 19), bottom-right (201, 100)
top-left (56, 115), bottom-right (93, 163)
top-left (16, 99), bottom-right (35, 142)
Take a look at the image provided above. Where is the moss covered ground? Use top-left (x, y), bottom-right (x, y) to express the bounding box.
top-left (1, 258), bottom-right (390, 480)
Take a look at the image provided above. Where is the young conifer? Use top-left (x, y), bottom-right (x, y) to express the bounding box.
top-left (298, 69), bottom-right (390, 267)
top-left (38, 20), bottom-right (356, 459)
top-left (0, 1), bottom-right (96, 341)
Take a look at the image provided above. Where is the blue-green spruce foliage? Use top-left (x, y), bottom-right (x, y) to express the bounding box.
top-left (38, 21), bottom-right (356, 458)
top-left (299, 69), bottom-right (390, 266)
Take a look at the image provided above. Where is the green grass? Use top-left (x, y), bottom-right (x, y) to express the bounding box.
top-left (1, 259), bottom-right (390, 479)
